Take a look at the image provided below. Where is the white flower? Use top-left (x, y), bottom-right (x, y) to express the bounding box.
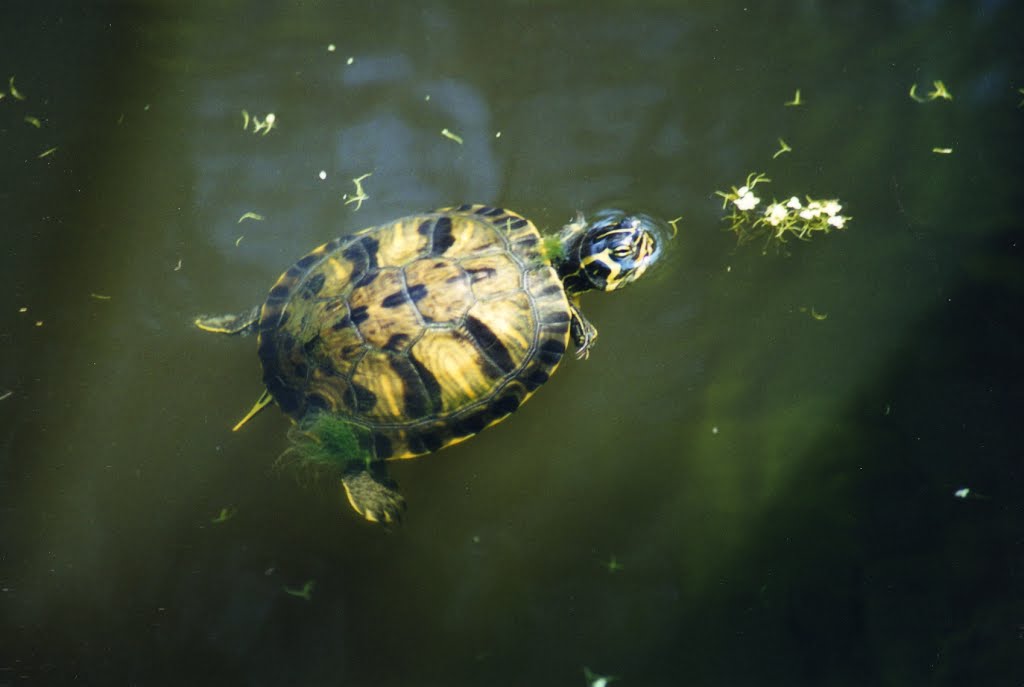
top-left (827, 214), bottom-right (847, 229)
top-left (734, 191), bottom-right (760, 211)
top-left (765, 202), bottom-right (788, 226)
top-left (737, 185), bottom-right (750, 196)
top-left (799, 201), bottom-right (823, 220)
top-left (786, 196), bottom-right (802, 209)
top-left (823, 200), bottom-right (842, 216)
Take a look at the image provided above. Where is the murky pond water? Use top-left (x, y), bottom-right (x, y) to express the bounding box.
top-left (2, 2), bottom-right (1022, 685)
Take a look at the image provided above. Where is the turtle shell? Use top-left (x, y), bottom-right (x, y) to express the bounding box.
top-left (256, 205), bottom-right (571, 461)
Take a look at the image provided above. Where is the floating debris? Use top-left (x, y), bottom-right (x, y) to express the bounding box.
top-left (952, 487), bottom-right (989, 500)
top-left (932, 147), bottom-right (953, 155)
top-left (440, 128), bottom-right (463, 144)
top-left (772, 137), bottom-right (792, 159)
top-left (210, 507), bottom-right (237, 524)
top-left (930, 80), bottom-right (953, 101)
top-left (318, 170), bottom-right (327, 180)
top-left (717, 172), bottom-right (769, 212)
top-left (343, 173), bottom-right (372, 210)
top-left (716, 172), bottom-right (851, 250)
top-left (24, 115), bottom-right (41, 129)
top-left (495, 131), bottom-right (502, 138)
top-left (284, 580), bottom-right (315, 601)
top-left (38, 147), bottom-right (58, 159)
top-left (174, 259), bottom-right (183, 271)
top-left (243, 111), bottom-right (276, 135)
top-left (799, 306), bottom-right (829, 321)
top-left (784, 89), bottom-right (802, 107)
top-left (237, 211), bottom-right (264, 223)
top-left (583, 667), bottom-right (617, 687)
top-left (603, 555), bottom-right (624, 574)
top-left (1017, 87), bottom-right (1024, 108)
top-left (327, 44), bottom-right (336, 52)
top-left (8, 76), bottom-right (25, 100)
top-left (89, 293), bottom-right (112, 300)
top-left (346, 56), bottom-right (354, 65)
top-left (667, 216), bottom-right (682, 238)
top-left (235, 235), bottom-right (245, 247)
top-left (0, 390), bottom-right (12, 402)
top-left (254, 112), bottom-right (276, 135)
top-left (35, 320), bottom-right (43, 327)
top-left (17, 307), bottom-right (27, 313)
top-left (909, 80), bottom-right (953, 103)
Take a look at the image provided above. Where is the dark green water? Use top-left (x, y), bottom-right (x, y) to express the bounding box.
top-left (2, 2), bottom-right (1022, 685)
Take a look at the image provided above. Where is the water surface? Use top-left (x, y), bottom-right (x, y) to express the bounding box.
top-left (1, 2), bottom-right (1022, 685)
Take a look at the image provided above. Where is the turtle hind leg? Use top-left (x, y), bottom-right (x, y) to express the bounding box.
top-left (341, 463), bottom-right (406, 524)
top-left (194, 305), bottom-right (260, 336)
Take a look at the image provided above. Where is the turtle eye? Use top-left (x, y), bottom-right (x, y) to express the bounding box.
top-left (610, 244), bottom-right (633, 259)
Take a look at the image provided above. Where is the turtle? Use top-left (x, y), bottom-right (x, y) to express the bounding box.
top-left (195, 204), bottom-right (665, 523)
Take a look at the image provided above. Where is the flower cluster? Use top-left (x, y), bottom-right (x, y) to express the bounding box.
top-left (715, 172), bottom-right (851, 249)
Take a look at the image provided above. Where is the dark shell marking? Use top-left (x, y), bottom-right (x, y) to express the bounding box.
top-left (257, 205), bottom-right (570, 461)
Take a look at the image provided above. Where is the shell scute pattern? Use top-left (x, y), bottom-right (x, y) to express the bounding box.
top-left (257, 206), bottom-right (570, 460)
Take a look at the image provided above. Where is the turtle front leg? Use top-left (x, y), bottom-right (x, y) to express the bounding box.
top-left (194, 305), bottom-right (260, 336)
top-left (569, 300), bottom-right (598, 360)
top-left (341, 462), bottom-right (406, 524)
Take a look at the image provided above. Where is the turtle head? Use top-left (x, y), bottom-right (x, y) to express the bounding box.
top-left (557, 210), bottom-right (667, 294)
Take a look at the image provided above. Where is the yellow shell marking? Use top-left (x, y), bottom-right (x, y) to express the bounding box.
top-left (410, 329), bottom-right (496, 413)
top-left (460, 253), bottom-right (522, 298)
top-left (256, 206), bottom-right (573, 462)
top-left (375, 218), bottom-right (431, 267)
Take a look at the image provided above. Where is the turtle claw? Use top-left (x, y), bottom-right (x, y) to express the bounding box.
top-left (341, 468), bottom-right (407, 525)
top-left (569, 304), bottom-right (598, 360)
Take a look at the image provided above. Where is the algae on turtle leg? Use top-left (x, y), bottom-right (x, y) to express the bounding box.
top-left (282, 412), bottom-right (373, 471)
